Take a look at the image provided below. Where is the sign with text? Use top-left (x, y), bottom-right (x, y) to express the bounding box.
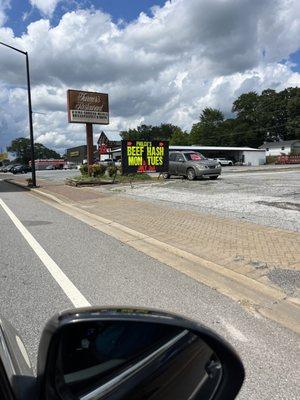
top-left (0, 152), bottom-right (8, 161)
top-left (99, 144), bottom-right (108, 154)
top-left (121, 140), bottom-right (169, 174)
top-left (67, 90), bottom-right (109, 124)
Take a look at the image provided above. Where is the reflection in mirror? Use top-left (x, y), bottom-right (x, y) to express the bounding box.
top-left (54, 321), bottom-right (222, 400)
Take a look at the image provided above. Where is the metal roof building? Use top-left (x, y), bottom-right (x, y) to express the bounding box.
top-left (259, 140), bottom-right (300, 156)
top-left (169, 146), bottom-right (266, 166)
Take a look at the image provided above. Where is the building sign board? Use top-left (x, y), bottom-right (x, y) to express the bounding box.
top-left (0, 152), bottom-right (8, 161)
top-left (67, 90), bottom-right (109, 124)
top-left (121, 140), bottom-right (169, 174)
top-left (99, 144), bottom-right (108, 154)
top-left (70, 151), bottom-right (80, 157)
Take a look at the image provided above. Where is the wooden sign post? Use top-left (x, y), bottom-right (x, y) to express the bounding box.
top-left (86, 123), bottom-right (94, 176)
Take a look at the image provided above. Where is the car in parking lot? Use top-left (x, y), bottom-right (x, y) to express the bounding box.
top-left (45, 165), bottom-right (55, 170)
top-left (1, 164), bottom-right (17, 173)
top-left (100, 158), bottom-right (121, 167)
top-left (164, 151), bottom-right (221, 180)
top-left (214, 157), bottom-right (233, 166)
top-left (11, 164), bottom-right (31, 174)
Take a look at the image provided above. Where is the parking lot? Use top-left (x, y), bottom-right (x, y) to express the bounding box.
top-left (0, 168), bottom-right (78, 182)
top-left (113, 168), bottom-right (300, 232)
top-left (2, 166), bottom-right (299, 232)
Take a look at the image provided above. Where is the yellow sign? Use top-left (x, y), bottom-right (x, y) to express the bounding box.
top-left (121, 140), bottom-right (169, 173)
top-left (0, 152), bottom-right (8, 161)
top-left (70, 151), bottom-right (80, 157)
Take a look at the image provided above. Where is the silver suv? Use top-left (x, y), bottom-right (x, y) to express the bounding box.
top-left (164, 151), bottom-right (221, 180)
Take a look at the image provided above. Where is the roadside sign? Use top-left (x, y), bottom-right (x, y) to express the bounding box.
top-left (121, 140), bottom-right (169, 174)
top-left (99, 144), bottom-right (108, 154)
top-left (67, 89), bottom-right (109, 175)
top-left (67, 90), bottom-right (109, 125)
top-left (0, 152), bottom-right (8, 161)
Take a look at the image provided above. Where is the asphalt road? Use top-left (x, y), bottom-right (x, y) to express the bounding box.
top-left (113, 169), bottom-right (300, 232)
top-left (0, 179), bottom-right (299, 399)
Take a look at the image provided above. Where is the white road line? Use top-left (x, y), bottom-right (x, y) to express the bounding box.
top-left (0, 198), bottom-right (91, 308)
top-left (220, 319), bottom-right (248, 342)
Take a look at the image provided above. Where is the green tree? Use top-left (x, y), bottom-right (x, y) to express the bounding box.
top-left (7, 137), bottom-right (61, 164)
top-left (121, 125), bottom-right (155, 140)
top-left (34, 143), bottom-right (62, 159)
top-left (190, 108), bottom-right (224, 145)
top-left (231, 87), bottom-right (300, 145)
top-left (232, 92), bottom-right (260, 124)
top-left (284, 87), bottom-right (300, 140)
top-left (169, 128), bottom-right (190, 145)
top-left (121, 123), bottom-right (183, 141)
top-left (200, 108), bottom-right (224, 126)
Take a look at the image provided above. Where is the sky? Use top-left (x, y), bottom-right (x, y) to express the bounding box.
top-left (0, 0), bottom-right (299, 154)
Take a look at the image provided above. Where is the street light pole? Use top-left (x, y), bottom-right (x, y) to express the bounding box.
top-left (0, 41), bottom-right (37, 187)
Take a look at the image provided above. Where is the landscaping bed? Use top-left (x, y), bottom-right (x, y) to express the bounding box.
top-left (66, 173), bottom-right (153, 187)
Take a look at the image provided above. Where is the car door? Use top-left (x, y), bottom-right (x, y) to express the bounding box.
top-left (168, 153), bottom-right (177, 175)
top-left (0, 318), bottom-right (35, 399)
top-left (175, 153), bottom-right (186, 176)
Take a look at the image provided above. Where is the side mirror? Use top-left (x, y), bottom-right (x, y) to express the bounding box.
top-left (37, 307), bottom-right (244, 400)
top-left (178, 159), bottom-right (185, 163)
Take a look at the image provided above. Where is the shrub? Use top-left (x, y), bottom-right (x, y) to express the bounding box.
top-left (80, 164), bottom-right (88, 175)
top-left (266, 156), bottom-right (278, 164)
top-left (92, 163), bottom-right (106, 177)
top-left (107, 165), bottom-right (118, 177)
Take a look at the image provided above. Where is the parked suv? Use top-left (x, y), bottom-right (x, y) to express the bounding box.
top-left (214, 157), bottom-right (233, 166)
top-left (165, 151), bottom-right (221, 180)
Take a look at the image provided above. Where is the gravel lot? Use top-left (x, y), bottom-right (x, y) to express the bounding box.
top-left (111, 169), bottom-right (300, 232)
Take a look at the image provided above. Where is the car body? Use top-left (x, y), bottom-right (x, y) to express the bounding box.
top-left (45, 165), bottom-right (55, 170)
top-left (100, 158), bottom-right (121, 167)
top-left (166, 151), bottom-right (221, 180)
top-left (1, 164), bottom-right (17, 173)
top-left (214, 157), bottom-right (233, 166)
top-left (0, 307), bottom-right (244, 400)
top-left (63, 162), bottom-right (77, 170)
top-left (11, 165), bottom-right (31, 174)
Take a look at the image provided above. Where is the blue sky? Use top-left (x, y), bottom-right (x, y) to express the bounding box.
top-left (0, 0), bottom-right (299, 153)
top-left (289, 51), bottom-right (300, 72)
top-left (6, 0), bottom-right (167, 36)
top-left (4, 0), bottom-right (300, 74)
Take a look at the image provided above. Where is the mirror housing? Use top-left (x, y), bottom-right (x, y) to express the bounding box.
top-left (37, 307), bottom-right (244, 400)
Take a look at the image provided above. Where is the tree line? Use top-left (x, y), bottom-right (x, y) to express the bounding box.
top-left (121, 87), bottom-right (300, 148)
top-left (7, 137), bottom-right (61, 165)
top-left (6, 87), bottom-right (300, 165)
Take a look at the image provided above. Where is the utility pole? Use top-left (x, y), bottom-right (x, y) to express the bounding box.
top-left (0, 41), bottom-right (37, 187)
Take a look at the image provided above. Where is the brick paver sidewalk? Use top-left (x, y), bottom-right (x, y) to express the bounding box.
top-left (33, 181), bottom-right (300, 298)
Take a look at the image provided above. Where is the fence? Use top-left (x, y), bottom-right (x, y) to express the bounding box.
top-left (276, 155), bottom-right (300, 164)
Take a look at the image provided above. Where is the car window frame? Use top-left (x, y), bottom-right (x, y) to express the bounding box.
top-left (175, 153), bottom-right (185, 162)
top-left (169, 153), bottom-right (177, 162)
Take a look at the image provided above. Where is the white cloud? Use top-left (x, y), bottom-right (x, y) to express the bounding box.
top-left (0, 0), bottom-right (10, 26)
top-left (0, 0), bottom-right (300, 152)
top-left (29, 0), bottom-right (61, 17)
